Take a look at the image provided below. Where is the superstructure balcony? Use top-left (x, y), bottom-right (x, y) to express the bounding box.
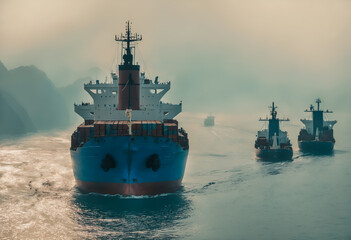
top-left (74, 102), bottom-right (94, 120)
top-left (160, 101), bottom-right (182, 119)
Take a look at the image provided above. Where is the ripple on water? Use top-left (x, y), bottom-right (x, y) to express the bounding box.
top-left (1, 127), bottom-right (351, 239)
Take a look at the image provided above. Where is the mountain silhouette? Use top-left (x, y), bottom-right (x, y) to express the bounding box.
top-left (0, 90), bottom-right (36, 135)
top-left (0, 61), bottom-right (68, 131)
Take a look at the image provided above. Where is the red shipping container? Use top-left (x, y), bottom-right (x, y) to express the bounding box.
top-left (156, 129), bottom-right (163, 137)
top-left (156, 121), bottom-right (162, 136)
top-left (151, 129), bottom-right (157, 136)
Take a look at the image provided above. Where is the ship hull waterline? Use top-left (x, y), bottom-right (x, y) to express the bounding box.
top-left (71, 136), bottom-right (188, 196)
top-left (75, 179), bottom-right (182, 196)
top-left (298, 140), bottom-right (334, 154)
top-left (255, 148), bottom-right (293, 161)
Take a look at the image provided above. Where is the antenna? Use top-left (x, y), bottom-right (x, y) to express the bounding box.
top-left (115, 21), bottom-right (142, 66)
top-left (305, 98), bottom-right (333, 113)
top-left (260, 102), bottom-right (289, 122)
top-left (316, 98), bottom-right (321, 111)
top-left (305, 102), bottom-right (316, 113)
top-left (269, 102), bottom-right (277, 119)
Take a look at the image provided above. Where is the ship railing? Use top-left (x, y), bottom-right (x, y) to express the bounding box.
top-left (143, 81), bottom-right (170, 85)
top-left (155, 81), bottom-right (170, 85)
top-left (84, 83), bottom-right (116, 88)
top-left (142, 82), bottom-right (171, 88)
top-left (160, 101), bottom-right (182, 106)
top-left (74, 102), bottom-right (92, 107)
top-left (84, 81), bottom-right (170, 86)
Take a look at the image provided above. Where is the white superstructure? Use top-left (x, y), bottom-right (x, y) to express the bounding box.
top-left (300, 120), bottom-right (337, 135)
top-left (255, 102), bottom-right (291, 149)
top-left (74, 72), bottom-right (182, 121)
top-left (257, 128), bottom-right (289, 145)
top-left (300, 98), bottom-right (337, 135)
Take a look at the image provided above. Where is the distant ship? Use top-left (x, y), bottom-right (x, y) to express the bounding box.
top-left (204, 114), bottom-right (215, 127)
top-left (255, 102), bottom-right (293, 160)
top-left (70, 22), bottom-right (189, 196)
top-left (298, 98), bottom-right (336, 154)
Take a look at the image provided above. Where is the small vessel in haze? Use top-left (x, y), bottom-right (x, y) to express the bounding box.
top-left (255, 102), bottom-right (293, 160)
top-left (204, 114), bottom-right (215, 127)
top-left (70, 22), bottom-right (189, 196)
top-left (298, 98), bottom-right (336, 154)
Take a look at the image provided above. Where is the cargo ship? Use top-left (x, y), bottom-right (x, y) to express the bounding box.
top-left (255, 102), bottom-right (293, 160)
top-left (204, 114), bottom-right (215, 127)
top-left (298, 98), bottom-right (336, 154)
top-left (70, 22), bottom-right (189, 196)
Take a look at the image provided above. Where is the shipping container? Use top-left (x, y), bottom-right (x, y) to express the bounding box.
top-left (164, 119), bottom-right (178, 127)
top-left (132, 121), bottom-right (142, 136)
top-left (113, 121), bottom-right (119, 130)
top-left (94, 121), bottom-right (106, 137)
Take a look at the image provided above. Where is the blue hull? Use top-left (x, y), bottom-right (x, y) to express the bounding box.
top-left (70, 136), bottom-right (188, 196)
top-left (255, 148), bottom-right (293, 161)
top-left (298, 141), bottom-right (334, 154)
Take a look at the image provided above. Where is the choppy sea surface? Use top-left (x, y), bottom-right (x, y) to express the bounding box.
top-left (1, 115), bottom-right (350, 240)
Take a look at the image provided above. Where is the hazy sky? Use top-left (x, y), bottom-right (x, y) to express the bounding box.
top-left (1, 0), bottom-right (350, 115)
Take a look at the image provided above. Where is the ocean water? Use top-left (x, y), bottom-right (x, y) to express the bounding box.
top-left (1, 114), bottom-right (350, 240)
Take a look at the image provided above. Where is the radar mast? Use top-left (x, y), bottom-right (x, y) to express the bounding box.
top-left (115, 21), bottom-right (142, 66)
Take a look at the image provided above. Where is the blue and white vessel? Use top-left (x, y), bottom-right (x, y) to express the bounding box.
top-left (255, 102), bottom-right (293, 160)
top-left (298, 98), bottom-right (336, 154)
top-left (70, 22), bottom-right (189, 196)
